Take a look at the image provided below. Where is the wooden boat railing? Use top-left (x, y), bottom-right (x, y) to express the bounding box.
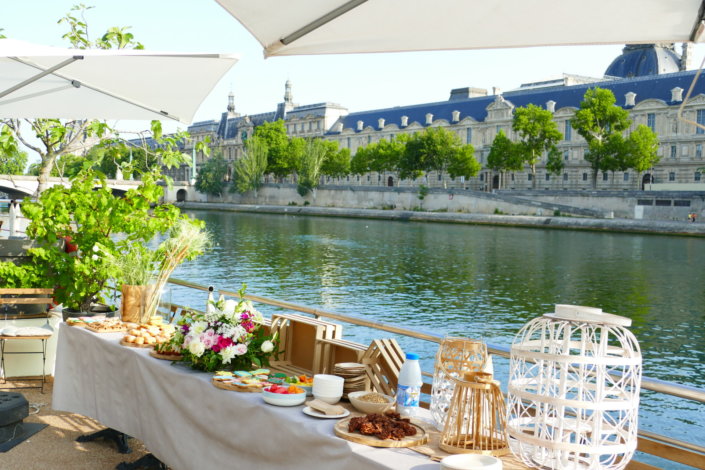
top-left (167, 277), bottom-right (705, 470)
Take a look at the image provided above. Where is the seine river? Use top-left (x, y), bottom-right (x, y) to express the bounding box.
top-left (170, 209), bottom-right (705, 459)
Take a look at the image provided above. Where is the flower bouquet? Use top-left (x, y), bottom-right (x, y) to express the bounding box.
top-left (171, 285), bottom-right (277, 372)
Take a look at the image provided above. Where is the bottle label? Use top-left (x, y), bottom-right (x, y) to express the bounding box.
top-left (396, 385), bottom-right (420, 408)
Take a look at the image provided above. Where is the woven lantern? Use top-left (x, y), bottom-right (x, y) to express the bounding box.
top-left (439, 371), bottom-right (510, 456)
top-left (431, 337), bottom-right (487, 429)
top-left (506, 304), bottom-right (642, 470)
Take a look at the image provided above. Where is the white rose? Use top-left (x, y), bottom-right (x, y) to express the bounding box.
top-left (91, 254), bottom-right (99, 261)
top-left (233, 343), bottom-right (248, 356)
top-left (261, 340), bottom-right (274, 353)
top-left (188, 339), bottom-right (206, 357)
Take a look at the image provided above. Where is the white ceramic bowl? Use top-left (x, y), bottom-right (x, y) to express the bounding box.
top-left (312, 374), bottom-right (344, 395)
top-left (347, 391), bottom-right (395, 414)
top-left (262, 387), bottom-right (307, 407)
top-left (440, 454), bottom-right (503, 470)
top-left (312, 392), bottom-right (342, 405)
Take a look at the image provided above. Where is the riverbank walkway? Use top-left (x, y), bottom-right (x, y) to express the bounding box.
top-left (179, 202), bottom-right (705, 237)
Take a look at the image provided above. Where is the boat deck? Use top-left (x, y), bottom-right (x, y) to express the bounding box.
top-left (1, 379), bottom-right (152, 470)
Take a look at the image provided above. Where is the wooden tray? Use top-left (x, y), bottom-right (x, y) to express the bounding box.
top-left (149, 350), bottom-right (183, 361)
top-left (211, 378), bottom-right (264, 393)
top-left (86, 324), bottom-right (126, 333)
top-left (334, 417), bottom-right (428, 448)
top-left (120, 338), bottom-right (154, 348)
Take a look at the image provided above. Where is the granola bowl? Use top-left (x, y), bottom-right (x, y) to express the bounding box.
top-left (348, 391), bottom-right (395, 414)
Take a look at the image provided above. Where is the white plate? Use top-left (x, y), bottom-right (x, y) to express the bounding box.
top-left (302, 406), bottom-right (350, 419)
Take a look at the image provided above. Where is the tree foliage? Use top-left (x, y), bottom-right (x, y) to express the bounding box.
top-left (351, 136), bottom-right (407, 175)
top-left (0, 126), bottom-right (28, 174)
top-left (234, 137), bottom-right (268, 196)
top-left (253, 120), bottom-right (292, 178)
top-left (626, 124), bottom-right (661, 174)
top-left (571, 88), bottom-right (632, 188)
top-left (512, 104), bottom-right (562, 189)
top-left (320, 142), bottom-right (351, 178)
top-left (399, 128), bottom-right (478, 187)
top-left (196, 150), bottom-right (228, 197)
top-left (487, 130), bottom-right (523, 189)
top-left (297, 139), bottom-right (328, 196)
top-left (0, 168), bottom-right (194, 311)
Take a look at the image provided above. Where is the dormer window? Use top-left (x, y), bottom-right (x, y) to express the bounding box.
top-left (625, 92), bottom-right (636, 107)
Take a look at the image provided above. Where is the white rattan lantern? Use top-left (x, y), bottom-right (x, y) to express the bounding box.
top-left (507, 305), bottom-right (642, 470)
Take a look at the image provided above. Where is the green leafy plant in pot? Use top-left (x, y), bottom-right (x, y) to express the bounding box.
top-left (0, 168), bottom-right (186, 314)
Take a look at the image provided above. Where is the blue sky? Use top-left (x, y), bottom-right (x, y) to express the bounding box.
top-left (4, 0), bottom-right (705, 135)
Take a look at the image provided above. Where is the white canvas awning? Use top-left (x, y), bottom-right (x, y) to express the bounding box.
top-left (216, 0), bottom-right (705, 57)
top-left (0, 39), bottom-right (239, 123)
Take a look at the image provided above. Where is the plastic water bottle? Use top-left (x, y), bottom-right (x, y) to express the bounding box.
top-left (396, 353), bottom-right (423, 417)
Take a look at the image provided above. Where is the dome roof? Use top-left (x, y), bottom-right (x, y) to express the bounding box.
top-left (605, 44), bottom-right (682, 78)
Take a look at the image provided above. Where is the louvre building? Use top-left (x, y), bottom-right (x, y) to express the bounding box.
top-left (177, 44), bottom-right (705, 192)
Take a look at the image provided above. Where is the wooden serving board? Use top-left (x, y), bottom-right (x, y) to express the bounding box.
top-left (211, 378), bottom-right (264, 393)
top-left (120, 338), bottom-right (154, 348)
top-left (149, 350), bottom-right (184, 361)
top-left (86, 325), bottom-right (127, 334)
top-left (334, 417), bottom-right (428, 448)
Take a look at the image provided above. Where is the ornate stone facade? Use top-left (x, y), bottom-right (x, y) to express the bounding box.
top-left (177, 45), bottom-right (705, 192)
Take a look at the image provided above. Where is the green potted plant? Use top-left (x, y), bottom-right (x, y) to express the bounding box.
top-left (0, 167), bottom-right (197, 315)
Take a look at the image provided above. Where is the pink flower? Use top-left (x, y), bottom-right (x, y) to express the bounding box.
top-left (242, 321), bottom-right (255, 333)
top-left (233, 343), bottom-right (248, 356)
top-left (212, 335), bottom-right (233, 353)
top-left (201, 329), bottom-right (218, 349)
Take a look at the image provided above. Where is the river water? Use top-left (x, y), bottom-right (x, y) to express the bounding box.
top-left (170, 210), bottom-right (705, 459)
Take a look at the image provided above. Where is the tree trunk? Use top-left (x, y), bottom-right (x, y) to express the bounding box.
top-left (37, 153), bottom-right (57, 194)
top-left (592, 168), bottom-right (599, 189)
top-left (531, 164), bottom-right (537, 190)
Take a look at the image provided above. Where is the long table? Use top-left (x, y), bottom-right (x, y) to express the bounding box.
top-left (52, 323), bottom-right (445, 470)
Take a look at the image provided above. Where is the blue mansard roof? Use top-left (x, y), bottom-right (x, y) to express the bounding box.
top-left (330, 70), bottom-right (704, 135)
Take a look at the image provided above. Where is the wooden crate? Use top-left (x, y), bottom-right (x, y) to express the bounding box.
top-left (361, 338), bottom-right (406, 396)
top-left (269, 314), bottom-right (341, 375)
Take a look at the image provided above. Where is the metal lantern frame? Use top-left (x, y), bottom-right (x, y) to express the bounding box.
top-left (507, 305), bottom-right (642, 470)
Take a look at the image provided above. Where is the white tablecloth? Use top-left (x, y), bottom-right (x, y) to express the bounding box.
top-left (52, 323), bottom-right (440, 470)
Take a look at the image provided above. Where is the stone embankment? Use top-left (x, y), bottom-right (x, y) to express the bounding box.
top-left (178, 202), bottom-right (705, 237)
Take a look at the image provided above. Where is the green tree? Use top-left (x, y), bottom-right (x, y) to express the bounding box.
top-left (253, 120), bottom-right (291, 179)
top-left (625, 124), bottom-right (660, 185)
top-left (545, 148), bottom-right (565, 187)
top-left (487, 130), bottom-right (522, 189)
top-left (512, 104), bottom-right (563, 189)
top-left (234, 137), bottom-right (268, 196)
top-left (400, 128), bottom-right (478, 187)
top-left (351, 136), bottom-right (407, 179)
top-left (0, 126), bottom-right (28, 175)
top-left (0, 168), bottom-right (191, 311)
top-left (571, 87), bottom-right (632, 188)
top-left (196, 150), bottom-right (228, 197)
top-left (320, 141), bottom-right (351, 179)
top-left (297, 139), bottom-right (327, 197)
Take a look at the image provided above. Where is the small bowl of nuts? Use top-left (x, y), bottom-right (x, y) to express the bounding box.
top-left (347, 391), bottom-right (395, 414)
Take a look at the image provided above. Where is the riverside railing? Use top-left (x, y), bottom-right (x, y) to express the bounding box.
top-left (167, 277), bottom-right (705, 469)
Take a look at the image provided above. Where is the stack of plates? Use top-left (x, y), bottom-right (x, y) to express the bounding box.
top-left (334, 363), bottom-right (368, 397)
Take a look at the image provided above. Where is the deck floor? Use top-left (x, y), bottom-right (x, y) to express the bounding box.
top-left (1, 379), bottom-right (152, 469)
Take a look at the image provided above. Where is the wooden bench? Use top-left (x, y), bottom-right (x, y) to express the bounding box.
top-left (0, 288), bottom-right (54, 393)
